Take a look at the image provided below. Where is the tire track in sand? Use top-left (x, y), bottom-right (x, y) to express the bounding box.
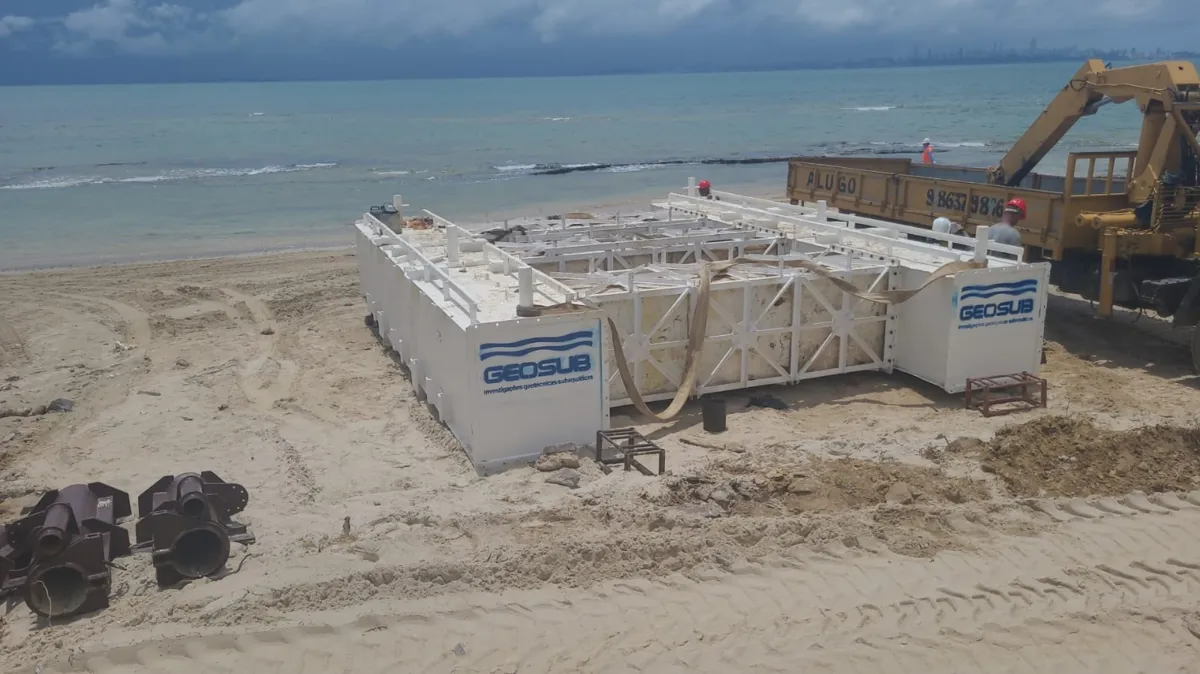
top-left (59, 294), bottom-right (153, 349)
top-left (32, 490), bottom-right (1200, 674)
top-left (220, 288), bottom-right (297, 410)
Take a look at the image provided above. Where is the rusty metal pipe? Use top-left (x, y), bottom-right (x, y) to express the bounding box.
top-left (175, 474), bottom-right (208, 520)
top-left (0, 483), bottom-right (132, 619)
top-left (133, 472), bottom-right (254, 587)
top-left (37, 502), bottom-right (72, 559)
top-left (26, 563), bottom-right (89, 618)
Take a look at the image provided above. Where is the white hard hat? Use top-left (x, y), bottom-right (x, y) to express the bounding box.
top-left (932, 217), bottom-right (953, 234)
top-left (922, 138), bottom-right (932, 145)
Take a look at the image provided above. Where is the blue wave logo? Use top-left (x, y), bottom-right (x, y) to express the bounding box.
top-left (960, 279), bottom-right (1038, 301)
top-left (479, 330), bottom-right (595, 361)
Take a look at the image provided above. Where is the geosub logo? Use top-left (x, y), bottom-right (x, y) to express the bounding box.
top-left (957, 279), bottom-right (1038, 330)
top-left (480, 329), bottom-right (597, 395)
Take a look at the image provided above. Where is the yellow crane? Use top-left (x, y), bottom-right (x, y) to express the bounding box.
top-left (785, 59), bottom-right (1200, 368)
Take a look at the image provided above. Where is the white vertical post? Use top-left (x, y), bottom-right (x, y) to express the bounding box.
top-left (975, 225), bottom-right (990, 263)
top-left (688, 177), bottom-right (697, 197)
top-left (392, 194), bottom-right (404, 221)
top-left (816, 200), bottom-right (828, 222)
top-left (518, 266), bottom-right (533, 309)
top-left (446, 226), bottom-right (459, 266)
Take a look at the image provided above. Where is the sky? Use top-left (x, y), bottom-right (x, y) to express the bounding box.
top-left (0, 0), bottom-right (1195, 84)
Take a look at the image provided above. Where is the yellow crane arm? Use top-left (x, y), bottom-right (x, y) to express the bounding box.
top-left (992, 60), bottom-right (1200, 190)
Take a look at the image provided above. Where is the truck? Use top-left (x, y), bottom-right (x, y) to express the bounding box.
top-left (785, 60), bottom-right (1200, 369)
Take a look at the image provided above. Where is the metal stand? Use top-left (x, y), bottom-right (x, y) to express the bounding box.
top-left (965, 372), bottom-right (1047, 417)
top-left (595, 428), bottom-right (666, 476)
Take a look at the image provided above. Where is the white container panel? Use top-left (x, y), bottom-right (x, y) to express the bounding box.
top-left (467, 316), bottom-right (606, 474)
top-left (944, 264), bottom-right (1051, 392)
top-left (891, 267), bottom-right (955, 388)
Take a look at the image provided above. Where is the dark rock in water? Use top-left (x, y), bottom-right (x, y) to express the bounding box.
top-left (747, 395), bottom-right (788, 410)
top-left (47, 398), bottom-right (74, 413)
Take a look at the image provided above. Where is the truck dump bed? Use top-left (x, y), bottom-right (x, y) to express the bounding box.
top-left (786, 154), bottom-right (1134, 260)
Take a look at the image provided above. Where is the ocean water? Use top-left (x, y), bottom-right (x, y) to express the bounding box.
top-left (0, 62), bottom-right (1144, 269)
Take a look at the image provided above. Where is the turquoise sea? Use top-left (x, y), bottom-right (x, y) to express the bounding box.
top-left (0, 62), bottom-right (1144, 269)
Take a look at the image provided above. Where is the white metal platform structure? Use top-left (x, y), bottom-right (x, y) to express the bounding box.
top-left (355, 188), bottom-right (1050, 474)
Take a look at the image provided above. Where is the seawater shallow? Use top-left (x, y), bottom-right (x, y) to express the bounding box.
top-left (0, 63), bottom-right (1143, 269)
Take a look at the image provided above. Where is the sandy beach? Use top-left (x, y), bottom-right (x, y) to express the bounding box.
top-left (4, 212), bottom-right (1200, 672)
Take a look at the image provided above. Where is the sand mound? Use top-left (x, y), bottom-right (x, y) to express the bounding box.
top-left (666, 456), bottom-right (988, 515)
top-left (981, 415), bottom-right (1200, 497)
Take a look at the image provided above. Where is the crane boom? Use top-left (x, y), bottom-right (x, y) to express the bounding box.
top-left (992, 59), bottom-right (1200, 195)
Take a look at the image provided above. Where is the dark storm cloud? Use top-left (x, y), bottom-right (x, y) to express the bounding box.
top-left (0, 0), bottom-right (1191, 83)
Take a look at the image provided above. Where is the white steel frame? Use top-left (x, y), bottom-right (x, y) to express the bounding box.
top-left (593, 260), bottom-right (896, 407)
top-left (656, 185), bottom-right (1025, 265)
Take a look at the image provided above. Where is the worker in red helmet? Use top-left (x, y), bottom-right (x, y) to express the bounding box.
top-left (697, 179), bottom-right (712, 198)
top-left (989, 198), bottom-right (1025, 248)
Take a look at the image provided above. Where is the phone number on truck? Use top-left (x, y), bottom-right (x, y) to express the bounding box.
top-left (926, 189), bottom-right (1007, 217)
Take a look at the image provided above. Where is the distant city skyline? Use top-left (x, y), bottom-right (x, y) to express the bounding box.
top-left (814, 45), bottom-right (1200, 73)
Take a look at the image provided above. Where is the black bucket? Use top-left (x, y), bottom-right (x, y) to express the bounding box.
top-left (702, 398), bottom-right (727, 433)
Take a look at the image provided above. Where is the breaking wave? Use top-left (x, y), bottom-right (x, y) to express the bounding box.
top-left (842, 106), bottom-right (896, 111)
top-left (1, 162), bottom-right (338, 190)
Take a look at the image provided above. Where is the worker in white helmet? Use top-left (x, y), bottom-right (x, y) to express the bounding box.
top-left (921, 139), bottom-right (935, 165)
top-left (932, 217), bottom-right (961, 236)
top-left (932, 217), bottom-right (969, 251)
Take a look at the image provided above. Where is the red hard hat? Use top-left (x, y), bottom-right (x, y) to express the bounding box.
top-left (1004, 198), bottom-right (1027, 218)
top-left (698, 180), bottom-right (711, 189)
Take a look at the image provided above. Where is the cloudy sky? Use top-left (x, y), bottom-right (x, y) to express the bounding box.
top-left (0, 0), bottom-right (1193, 84)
